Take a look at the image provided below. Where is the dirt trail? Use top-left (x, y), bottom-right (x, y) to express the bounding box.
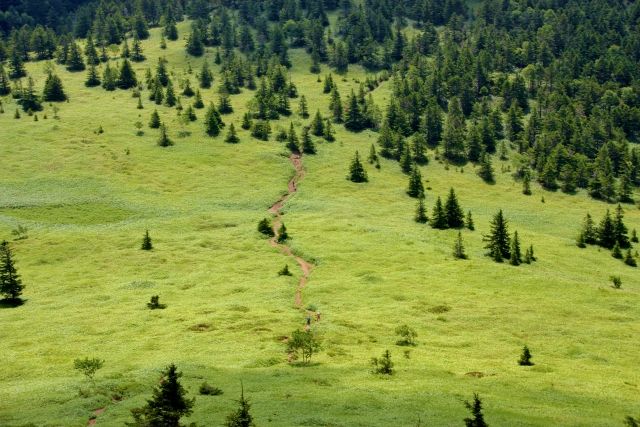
top-left (268, 154), bottom-right (313, 308)
top-left (87, 408), bottom-right (105, 426)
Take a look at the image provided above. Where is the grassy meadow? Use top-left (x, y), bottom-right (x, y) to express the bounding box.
top-left (0, 21), bottom-right (639, 426)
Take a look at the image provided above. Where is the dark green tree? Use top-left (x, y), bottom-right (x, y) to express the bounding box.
top-left (298, 95), bottom-right (309, 118)
top-left (157, 123), bottom-right (173, 147)
top-left (624, 249), bottom-right (637, 267)
top-left (484, 210), bottom-right (510, 262)
top-left (149, 110), bottom-right (161, 129)
top-left (453, 232), bottom-right (467, 259)
top-left (478, 152), bottom-right (495, 184)
top-left (85, 65), bottom-right (101, 87)
top-left (128, 364), bottom-right (194, 427)
top-left (466, 211), bottom-right (475, 231)
top-left (141, 230), bottom-right (153, 250)
top-left (518, 345), bottom-right (533, 365)
top-left (205, 103), bottom-right (222, 136)
top-left (258, 218), bottom-right (275, 237)
top-left (225, 123), bottom-right (240, 144)
top-left (463, 393), bottom-right (488, 427)
top-left (415, 198), bottom-right (428, 224)
top-left (509, 230), bottom-right (522, 266)
top-left (43, 73), bottom-right (67, 102)
top-left (301, 127), bottom-right (316, 154)
top-left (598, 210), bottom-right (616, 249)
top-left (348, 151), bottom-right (368, 183)
top-left (66, 42), bottom-right (85, 72)
top-left (224, 385), bottom-right (256, 427)
top-left (445, 188), bottom-right (464, 228)
top-left (0, 241), bottom-right (24, 302)
top-left (406, 165), bottom-right (424, 198)
top-left (430, 197), bottom-right (448, 229)
top-left (371, 350), bottom-right (394, 375)
top-left (117, 59), bottom-right (137, 89)
top-left (277, 223), bottom-right (289, 243)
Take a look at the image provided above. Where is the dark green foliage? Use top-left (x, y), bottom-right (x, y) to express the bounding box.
top-left (199, 62), bottom-right (213, 89)
top-left (323, 120), bottom-right (335, 142)
top-left (164, 81), bottom-right (176, 107)
top-left (395, 325), bottom-right (417, 346)
top-left (445, 188), bottom-right (464, 228)
top-left (371, 350), bottom-right (394, 375)
top-left (301, 127), bottom-right (316, 155)
top-left (453, 232), bottom-right (467, 260)
top-left (484, 210), bottom-right (510, 262)
top-left (149, 110), bottom-right (161, 129)
top-left (522, 170), bottom-right (532, 195)
top-left (102, 64), bottom-right (117, 91)
top-left (631, 229), bottom-right (639, 244)
top-left (157, 123), bottom-right (173, 147)
top-left (131, 36), bottom-right (145, 62)
top-left (224, 386), bottom-right (256, 427)
top-left (66, 42), bottom-right (85, 72)
top-left (478, 153), bottom-right (495, 184)
top-left (463, 393), bottom-right (488, 427)
top-left (0, 241), bottom-right (24, 302)
top-left (186, 27), bottom-right (204, 57)
top-left (348, 151), bottom-right (368, 183)
top-left (466, 211), bottom-right (475, 231)
top-left (277, 223), bottom-right (288, 243)
top-left (613, 205), bottom-right (630, 249)
top-left (225, 124), bottom-right (240, 144)
top-left (518, 345), bottom-right (534, 366)
top-left (0, 64), bottom-right (10, 95)
top-left (42, 73), bottom-right (67, 102)
top-left (442, 98), bottom-right (467, 162)
top-left (257, 218), bottom-right (275, 237)
top-left (406, 165), bottom-right (424, 198)
top-left (510, 231), bottom-right (522, 266)
top-left (193, 90), bottom-right (204, 109)
top-left (128, 364), bottom-right (193, 426)
top-left (344, 90), bottom-right (365, 132)
top-left (597, 210), bottom-right (616, 249)
top-left (310, 110), bottom-right (325, 137)
top-left (146, 295), bottom-right (166, 310)
top-left (241, 112), bottom-right (252, 130)
top-left (251, 120), bottom-right (271, 141)
top-left (623, 249), bottom-right (637, 267)
top-left (117, 59), bottom-right (137, 89)
top-left (430, 197), bottom-right (448, 230)
top-left (278, 265), bottom-right (292, 276)
top-left (286, 123), bottom-right (300, 153)
top-left (415, 198), bottom-right (428, 224)
top-left (205, 103), bottom-right (223, 137)
top-left (17, 78), bottom-right (42, 112)
top-left (298, 95), bottom-right (309, 118)
top-left (218, 93), bottom-right (233, 114)
top-left (611, 242), bottom-right (623, 259)
top-left (287, 329), bottom-right (322, 364)
top-left (141, 230), bottom-right (153, 250)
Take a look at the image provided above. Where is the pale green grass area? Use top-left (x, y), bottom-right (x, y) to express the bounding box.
top-left (0, 22), bottom-right (639, 426)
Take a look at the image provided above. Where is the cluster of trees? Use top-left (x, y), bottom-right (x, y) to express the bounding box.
top-left (577, 205), bottom-right (638, 267)
top-left (483, 210), bottom-right (536, 266)
top-left (415, 188), bottom-right (474, 231)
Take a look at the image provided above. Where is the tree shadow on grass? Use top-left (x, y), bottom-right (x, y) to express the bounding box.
top-left (0, 298), bottom-right (25, 308)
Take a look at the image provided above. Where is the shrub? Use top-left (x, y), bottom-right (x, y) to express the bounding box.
top-left (199, 382), bottom-right (223, 396)
top-left (611, 276), bottom-right (622, 289)
top-left (147, 295), bottom-right (166, 309)
top-left (257, 218), bottom-right (274, 237)
top-left (371, 350), bottom-right (394, 375)
top-left (395, 324), bottom-right (417, 346)
top-left (73, 357), bottom-right (104, 381)
top-left (518, 345), bottom-right (534, 366)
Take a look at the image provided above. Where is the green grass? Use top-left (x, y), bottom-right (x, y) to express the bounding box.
top-left (0, 22), bottom-right (639, 426)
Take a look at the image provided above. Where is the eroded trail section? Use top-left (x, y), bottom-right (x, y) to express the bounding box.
top-left (268, 154), bottom-right (313, 308)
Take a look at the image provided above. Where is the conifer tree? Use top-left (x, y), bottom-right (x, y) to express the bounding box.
top-left (323, 74), bottom-right (334, 93)
top-left (117, 59), bottom-right (137, 89)
top-left (311, 110), bottom-right (325, 136)
top-left (445, 188), bottom-right (464, 228)
top-left (199, 62), bottom-right (213, 89)
top-left (412, 134), bottom-right (429, 165)
top-left (218, 92), bottom-right (233, 114)
top-left (164, 80), bottom-right (176, 107)
top-left (598, 210), bottom-right (616, 249)
top-left (400, 144), bottom-right (413, 175)
top-left (463, 393), bottom-right (488, 427)
top-left (613, 204), bottom-right (630, 249)
top-left (102, 63), bottom-right (117, 91)
top-left (453, 232), bottom-right (467, 259)
top-left (121, 38), bottom-right (130, 58)
top-left (277, 223), bottom-right (289, 243)
top-left (157, 123), bottom-right (173, 147)
top-left (141, 230), bottom-right (153, 250)
top-left (66, 42), bottom-right (85, 71)
top-left (0, 64), bottom-right (10, 95)
top-left (368, 144), bottom-right (379, 165)
top-left (84, 35), bottom-right (100, 65)
top-left (301, 127), bottom-right (316, 155)
top-left (163, 11), bottom-right (179, 41)
top-left (258, 218), bottom-right (275, 237)
top-left (182, 80), bottom-right (194, 97)
top-left (298, 95), bottom-right (309, 118)
top-left (85, 65), bottom-right (101, 87)
top-left (406, 165), bottom-right (424, 198)
top-left (323, 120), bottom-right (335, 142)
top-left (43, 73), bottom-right (67, 102)
top-left (423, 99), bottom-right (443, 147)
top-left (522, 170), bottom-right (532, 195)
top-left (128, 364), bottom-right (194, 426)
top-left (0, 241), bottom-right (24, 302)
top-left (348, 151), bottom-right (368, 183)
top-left (612, 242), bottom-right (623, 259)
top-left (8, 45), bottom-right (26, 79)
top-left (415, 198), bottom-right (428, 223)
top-left (186, 27), bottom-right (204, 57)
top-left (286, 123), bottom-right (300, 153)
top-left (224, 386), bottom-right (256, 427)
top-left (329, 86), bottom-right (343, 123)
top-left (631, 229), bottom-right (639, 244)
top-left (442, 98), bottom-right (467, 162)
top-left (484, 210), bottom-right (510, 262)
top-left (478, 152), bottom-right (495, 184)
top-left (518, 345), bottom-right (533, 366)
top-left (466, 211), bottom-right (475, 231)
top-left (18, 77), bottom-right (42, 112)
top-left (225, 123), bottom-right (240, 144)
top-left (193, 90), bottom-right (204, 108)
top-left (431, 197), bottom-right (448, 229)
top-left (510, 231), bottom-right (522, 266)
top-left (344, 90), bottom-right (364, 132)
top-left (205, 103), bottom-right (222, 137)
top-left (131, 36), bottom-right (145, 62)
top-left (149, 110), bottom-right (161, 129)
top-left (241, 112), bottom-right (253, 130)
top-left (624, 249), bottom-right (637, 267)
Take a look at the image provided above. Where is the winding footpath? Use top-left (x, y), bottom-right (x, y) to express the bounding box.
top-left (268, 154), bottom-right (313, 308)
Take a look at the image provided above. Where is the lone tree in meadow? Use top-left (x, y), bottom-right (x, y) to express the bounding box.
top-left (42, 73), bottom-right (67, 102)
top-left (348, 151), bottom-right (368, 183)
top-left (463, 393), bottom-right (488, 427)
top-left (0, 241), bottom-right (24, 303)
top-left (141, 230), bottom-right (153, 250)
top-left (453, 232), bottom-right (467, 259)
top-left (73, 357), bottom-right (104, 381)
top-left (257, 218), bottom-right (275, 237)
top-left (157, 123), bottom-right (173, 147)
top-left (287, 329), bottom-right (322, 364)
top-left (224, 385), bottom-right (256, 427)
top-left (518, 345), bottom-right (534, 366)
top-left (205, 103), bottom-right (223, 137)
top-left (371, 350), bottom-right (394, 375)
top-left (484, 210), bottom-right (510, 262)
top-left (128, 364), bottom-right (194, 427)
top-left (406, 165), bottom-right (424, 198)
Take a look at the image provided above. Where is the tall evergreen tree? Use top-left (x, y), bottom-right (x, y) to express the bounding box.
top-left (157, 123), bottom-right (173, 147)
top-left (509, 231), bottom-right (522, 266)
top-left (224, 385), bottom-right (256, 427)
top-left (406, 165), bottom-right (424, 198)
top-left (348, 151), bottom-right (368, 183)
top-left (613, 204), bottom-right (630, 249)
top-left (286, 123), bottom-right (300, 153)
top-left (66, 42), bottom-right (85, 71)
top-left (415, 198), bottom-right (428, 223)
top-left (598, 210), bottom-right (616, 249)
top-left (445, 188), bottom-right (464, 228)
top-left (430, 197), bottom-right (448, 229)
top-left (117, 59), bottom-right (137, 89)
top-left (225, 123), bottom-right (240, 144)
top-left (141, 230), bottom-right (153, 250)
top-left (478, 152), bottom-right (495, 183)
top-left (0, 241), bottom-right (24, 302)
top-left (205, 103), bottom-right (222, 137)
top-left (85, 65), bottom-right (101, 87)
top-left (484, 210), bottom-right (510, 262)
top-left (0, 64), bottom-right (11, 95)
top-left (442, 98), bottom-right (467, 162)
top-left (453, 232), bottom-right (467, 259)
top-left (344, 90), bottom-right (365, 132)
top-left (42, 73), bottom-right (67, 102)
top-left (301, 127), bottom-right (316, 154)
top-left (463, 393), bottom-right (488, 427)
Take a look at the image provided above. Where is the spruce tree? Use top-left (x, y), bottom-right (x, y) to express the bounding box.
top-left (301, 127), bottom-right (316, 155)
top-left (0, 64), bottom-right (12, 95)
top-left (199, 62), bottom-right (212, 88)
top-left (323, 120), bottom-right (335, 142)
top-left (277, 223), bottom-right (289, 243)
top-left (612, 242), bottom-right (623, 259)
top-left (311, 110), bottom-right (325, 136)
top-left (329, 86), bottom-right (343, 123)
top-left (631, 229), bottom-right (639, 244)
top-left (509, 231), bottom-right (522, 266)
top-left (344, 90), bottom-right (364, 132)
top-left (186, 27), bottom-right (204, 57)
top-left (84, 35), bottom-right (100, 66)
top-left (157, 123), bottom-right (173, 147)
top-left (431, 197), bottom-right (448, 229)
top-left (518, 345), bottom-right (533, 366)
top-left (131, 36), bottom-right (145, 62)
top-left (164, 80), bottom-right (176, 107)
top-left (149, 110), bottom-right (161, 129)
top-left (66, 42), bottom-right (85, 72)
top-left (348, 151), bottom-right (368, 183)
top-left (225, 124), bottom-right (240, 144)
top-left (218, 92), bottom-right (233, 114)
top-left (128, 364), bottom-right (194, 426)
top-left (85, 65), bottom-right (101, 87)
top-left (121, 38), bottom-right (130, 58)
top-left (400, 144), bottom-right (413, 174)
top-left (445, 188), bottom-right (464, 228)
top-left (43, 73), bottom-right (67, 102)
top-left (141, 230), bottom-right (153, 250)
top-left (623, 249), bottom-right (637, 267)
top-left (453, 232), bottom-right (467, 259)
top-left (224, 386), bottom-right (256, 427)
top-left (102, 64), bottom-right (117, 91)
top-left (298, 95), bottom-right (309, 118)
top-left (484, 210), bottom-right (510, 262)
top-left (193, 90), bottom-right (204, 108)
top-left (613, 204), bottom-right (630, 249)
top-left (0, 241), bottom-right (24, 302)
top-left (522, 170), bottom-right (532, 195)
top-left (8, 45), bottom-right (26, 79)
top-left (466, 211), bottom-right (475, 231)
top-left (241, 112), bottom-right (253, 130)
top-left (478, 152), bottom-right (495, 183)
top-left (463, 393), bottom-right (488, 427)
top-left (598, 210), bottom-right (616, 249)
top-left (406, 165), bottom-right (424, 198)
top-left (205, 103), bottom-right (222, 137)
top-left (117, 59), bottom-right (137, 89)
top-left (18, 77), bottom-right (42, 112)
top-left (415, 198), bottom-right (428, 223)
top-left (368, 144), bottom-right (379, 165)
top-left (442, 98), bottom-right (467, 162)
top-left (286, 123), bottom-right (300, 153)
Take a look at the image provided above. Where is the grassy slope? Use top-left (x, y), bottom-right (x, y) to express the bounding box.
top-left (0, 21), bottom-right (639, 426)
